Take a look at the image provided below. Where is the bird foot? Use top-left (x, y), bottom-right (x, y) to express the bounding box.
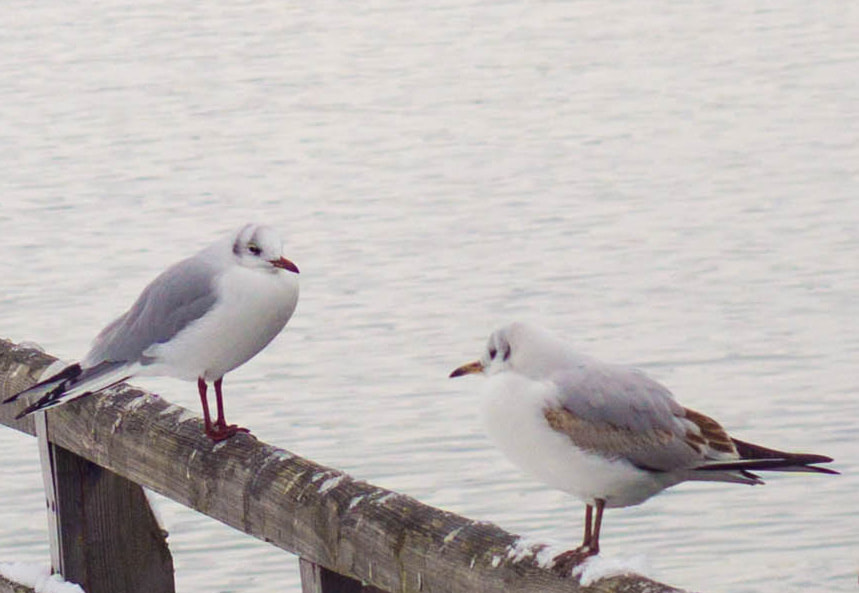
top-left (205, 424), bottom-right (250, 442)
top-left (551, 546), bottom-right (597, 577)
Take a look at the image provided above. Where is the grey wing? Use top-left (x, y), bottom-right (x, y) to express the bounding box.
top-left (548, 362), bottom-right (731, 471)
top-left (82, 256), bottom-right (220, 366)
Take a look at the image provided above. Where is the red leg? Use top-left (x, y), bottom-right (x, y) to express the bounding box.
top-left (590, 499), bottom-right (605, 556)
top-left (552, 500), bottom-right (605, 576)
top-left (214, 377), bottom-right (226, 428)
top-left (206, 377), bottom-right (249, 441)
top-left (198, 378), bottom-right (214, 435)
top-left (582, 503), bottom-right (593, 548)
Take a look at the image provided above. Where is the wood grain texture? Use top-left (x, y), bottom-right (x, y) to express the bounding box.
top-left (299, 558), bottom-right (387, 593)
top-left (45, 441), bottom-right (175, 593)
top-left (0, 339), bottom-right (54, 436)
top-left (0, 339), bottom-right (688, 593)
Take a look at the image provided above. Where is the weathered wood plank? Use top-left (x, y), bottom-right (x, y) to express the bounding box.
top-left (0, 340), bottom-right (50, 436)
top-left (0, 339), bottom-right (687, 593)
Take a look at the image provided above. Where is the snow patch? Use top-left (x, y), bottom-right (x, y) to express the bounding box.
top-left (506, 536), bottom-right (556, 568)
top-left (318, 475), bottom-right (345, 494)
top-left (269, 450), bottom-right (294, 462)
top-left (0, 562), bottom-right (86, 593)
top-left (373, 492), bottom-right (397, 505)
top-left (122, 394), bottom-right (150, 412)
top-left (347, 495), bottom-right (366, 510)
top-left (573, 554), bottom-right (651, 586)
top-left (99, 385), bottom-right (125, 399)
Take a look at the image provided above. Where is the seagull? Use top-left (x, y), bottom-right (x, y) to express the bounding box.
top-left (450, 322), bottom-right (838, 572)
top-left (4, 223), bottom-right (300, 442)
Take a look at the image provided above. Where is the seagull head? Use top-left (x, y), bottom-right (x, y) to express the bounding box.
top-left (450, 326), bottom-right (514, 378)
top-left (450, 322), bottom-right (573, 380)
top-left (232, 224), bottom-right (300, 274)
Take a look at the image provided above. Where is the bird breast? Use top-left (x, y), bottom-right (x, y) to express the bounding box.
top-left (146, 265), bottom-right (299, 381)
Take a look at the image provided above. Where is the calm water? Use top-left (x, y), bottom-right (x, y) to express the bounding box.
top-left (1, 1), bottom-right (857, 592)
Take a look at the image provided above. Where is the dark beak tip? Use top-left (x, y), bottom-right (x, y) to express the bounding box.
top-left (274, 257), bottom-right (300, 274)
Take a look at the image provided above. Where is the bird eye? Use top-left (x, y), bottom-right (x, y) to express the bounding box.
top-left (248, 244), bottom-right (262, 256)
top-left (502, 346), bottom-right (511, 361)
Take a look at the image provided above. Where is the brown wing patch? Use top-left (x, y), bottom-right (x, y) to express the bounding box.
top-left (543, 406), bottom-right (675, 461)
top-left (682, 408), bottom-right (737, 455)
top-left (684, 429), bottom-right (708, 451)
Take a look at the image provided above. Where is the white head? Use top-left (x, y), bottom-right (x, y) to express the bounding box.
top-left (232, 224), bottom-right (300, 274)
top-left (450, 322), bottom-right (573, 380)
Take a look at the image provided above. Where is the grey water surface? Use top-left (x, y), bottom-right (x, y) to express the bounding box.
top-left (1, 1), bottom-right (857, 592)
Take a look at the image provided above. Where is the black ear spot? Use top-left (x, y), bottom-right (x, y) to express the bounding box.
top-left (502, 345), bottom-right (511, 361)
top-left (488, 347), bottom-right (497, 360)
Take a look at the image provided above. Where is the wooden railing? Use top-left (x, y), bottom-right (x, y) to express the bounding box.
top-left (0, 339), bottom-right (687, 593)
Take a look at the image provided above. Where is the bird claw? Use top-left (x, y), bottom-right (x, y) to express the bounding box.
top-left (206, 424), bottom-right (250, 442)
top-left (551, 546), bottom-right (597, 577)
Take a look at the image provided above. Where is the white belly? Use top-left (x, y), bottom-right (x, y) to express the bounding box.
top-left (145, 266), bottom-right (299, 381)
top-left (480, 373), bottom-right (671, 508)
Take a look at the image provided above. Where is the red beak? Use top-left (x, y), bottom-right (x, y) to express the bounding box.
top-left (270, 257), bottom-right (300, 274)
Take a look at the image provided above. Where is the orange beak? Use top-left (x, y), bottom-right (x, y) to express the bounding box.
top-left (449, 360), bottom-right (484, 378)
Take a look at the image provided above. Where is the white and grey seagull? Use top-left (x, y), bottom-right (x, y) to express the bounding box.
top-left (4, 223), bottom-right (300, 442)
top-left (450, 322), bottom-right (837, 572)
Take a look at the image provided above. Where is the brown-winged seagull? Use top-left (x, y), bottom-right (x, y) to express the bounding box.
top-left (4, 223), bottom-right (300, 442)
top-left (450, 322), bottom-right (837, 572)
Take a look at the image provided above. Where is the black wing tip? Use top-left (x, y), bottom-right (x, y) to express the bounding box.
top-left (5, 363), bottom-right (84, 419)
top-left (13, 393), bottom-right (57, 419)
top-left (2, 392), bottom-right (21, 405)
top-left (731, 437), bottom-right (837, 470)
top-left (3, 363), bottom-right (83, 400)
top-left (773, 450), bottom-right (834, 464)
top-left (700, 457), bottom-right (839, 475)
top-left (12, 389), bottom-right (89, 420)
top-left (805, 465), bottom-right (840, 476)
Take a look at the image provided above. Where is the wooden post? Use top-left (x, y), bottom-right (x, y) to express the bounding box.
top-left (299, 559), bottom-right (387, 593)
top-left (36, 413), bottom-right (175, 593)
top-left (35, 413), bottom-right (63, 576)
